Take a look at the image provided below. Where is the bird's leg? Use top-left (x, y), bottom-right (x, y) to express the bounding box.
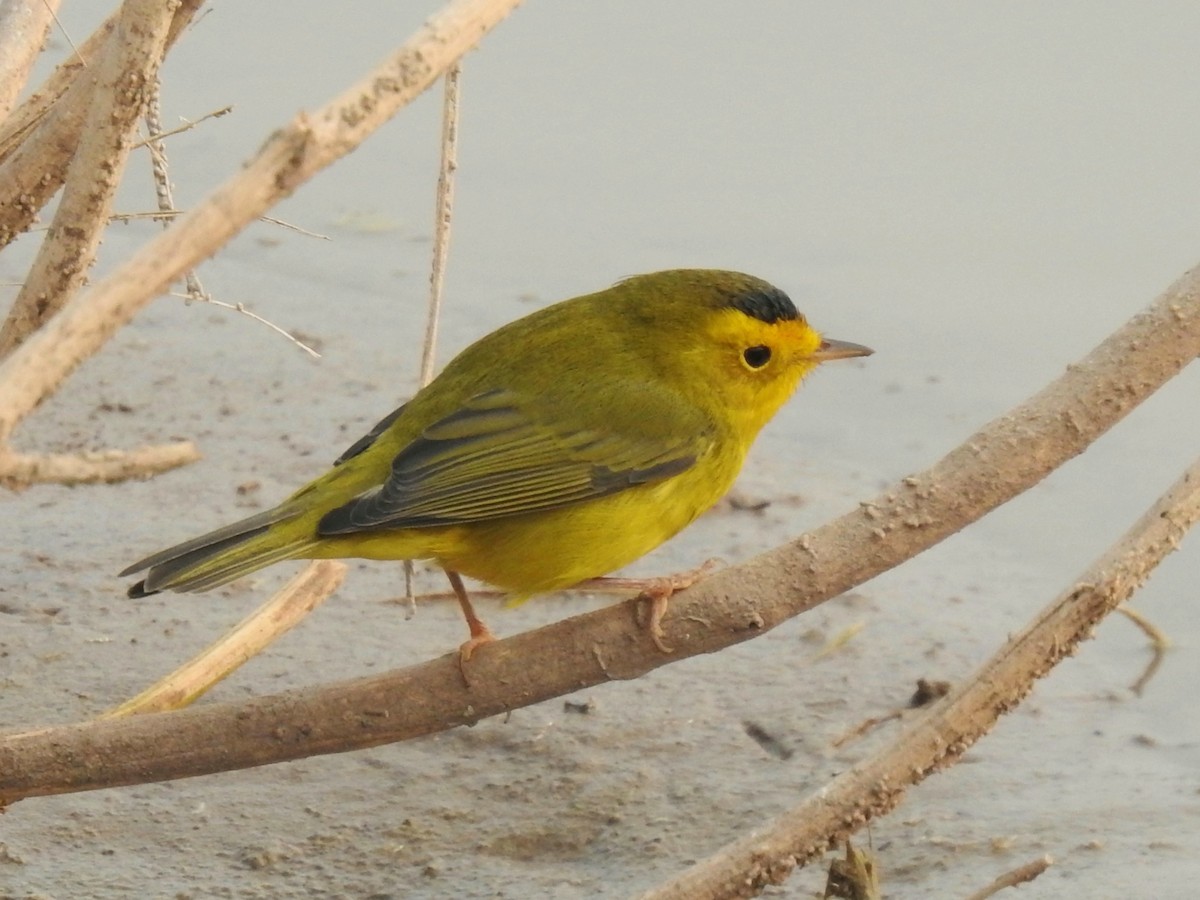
top-left (575, 559), bottom-right (720, 654)
top-left (445, 569), bottom-right (496, 664)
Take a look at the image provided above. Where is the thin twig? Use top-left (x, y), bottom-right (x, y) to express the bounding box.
top-left (420, 62), bottom-right (460, 385)
top-left (143, 83), bottom-right (210, 307)
top-left (128, 104), bottom-right (232, 148)
top-left (42, 0), bottom-right (82, 67)
top-left (258, 216), bottom-right (330, 240)
top-left (963, 856), bottom-right (1053, 900)
top-left (404, 62), bottom-right (463, 614)
top-left (107, 210), bottom-right (181, 225)
top-left (106, 210), bottom-right (330, 241)
top-left (168, 293), bottom-right (321, 358)
top-left (1118, 604), bottom-right (1171, 695)
top-left (104, 562), bottom-right (346, 717)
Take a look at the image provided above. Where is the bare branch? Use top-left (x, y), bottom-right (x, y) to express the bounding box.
top-left (405, 63), bottom-right (463, 611)
top-left (641, 455), bottom-right (1200, 899)
top-left (0, 262), bottom-right (1196, 803)
top-left (128, 103), bottom-right (232, 148)
top-left (0, 0), bottom-right (525, 443)
top-left (0, 3), bottom-right (108, 159)
top-left (421, 63), bottom-right (461, 385)
top-left (172, 294), bottom-right (321, 358)
top-left (0, 0), bottom-right (178, 358)
top-left (963, 856), bottom-right (1053, 900)
top-left (0, 0), bottom-right (204, 249)
top-left (0, 441), bottom-right (199, 487)
top-left (0, 0), bottom-right (62, 122)
top-left (104, 562), bottom-right (345, 717)
top-left (1117, 604), bottom-right (1171, 695)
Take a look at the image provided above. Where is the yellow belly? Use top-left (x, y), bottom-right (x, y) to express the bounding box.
top-left (311, 449), bottom-right (740, 598)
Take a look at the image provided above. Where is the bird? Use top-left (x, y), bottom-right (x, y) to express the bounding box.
top-left (122, 269), bottom-right (872, 659)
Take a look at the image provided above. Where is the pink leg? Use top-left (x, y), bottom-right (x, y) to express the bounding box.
top-left (446, 569), bottom-right (496, 665)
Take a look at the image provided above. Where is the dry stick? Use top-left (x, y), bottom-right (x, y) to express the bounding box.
top-left (86, 90), bottom-right (333, 715)
top-left (130, 105), bottom-right (235, 150)
top-left (107, 211), bottom-right (328, 240)
top-left (0, 263), bottom-right (1197, 803)
top-left (0, 442), bottom-right (199, 486)
top-left (168, 293), bottom-right (320, 358)
top-left (0, 0), bottom-right (89, 153)
top-left (1117, 604), bottom-right (1171, 695)
top-left (0, 0), bottom-right (179, 359)
top-left (0, 0), bottom-right (524, 445)
top-left (129, 103), bottom-right (232, 149)
top-left (963, 856), bottom-right (1053, 900)
top-left (404, 62), bottom-right (463, 611)
top-left (143, 89), bottom-right (318, 359)
top-left (103, 562), bottom-right (346, 717)
top-left (0, 2), bottom-right (195, 489)
top-left (0, 0), bottom-right (63, 122)
top-left (0, 0), bottom-right (203, 249)
top-left (421, 63), bottom-right (461, 386)
top-left (142, 89), bottom-right (206, 308)
top-left (642, 458), bottom-right (1200, 900)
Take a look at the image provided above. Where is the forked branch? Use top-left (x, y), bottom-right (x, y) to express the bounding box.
top-left (0, 0), bottom-right (524, 442)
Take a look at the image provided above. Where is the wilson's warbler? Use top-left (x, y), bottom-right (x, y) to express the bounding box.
top-left (122, 269), bottom-right (871, 656)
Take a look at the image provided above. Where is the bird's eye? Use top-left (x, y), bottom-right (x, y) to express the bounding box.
top-left (742, 345), bottom-right (771, 369)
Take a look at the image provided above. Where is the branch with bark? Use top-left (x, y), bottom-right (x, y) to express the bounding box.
top-left (0, 0), bottom-right (203, 252)
top-left (0, 0), bottom-right (177, 357)
top-left (0, 0), bottom-right (61, 122)
top-left (0, 0), bottom-right (522, 486)
top-left (642, 454), bottom-right (1200, 899)
top-left (0, 0), bottom-right (524, 443)
top-left (1, 261), bottom-right (1196, 805)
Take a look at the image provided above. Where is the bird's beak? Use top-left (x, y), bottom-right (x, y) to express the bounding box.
top-left (811, 337), bottom-right (873, 361)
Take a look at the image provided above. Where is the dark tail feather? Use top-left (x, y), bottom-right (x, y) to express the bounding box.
top-left (121, 505), bottom-right (312, 597)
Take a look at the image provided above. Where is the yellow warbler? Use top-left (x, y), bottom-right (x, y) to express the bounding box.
top-left (123, 269), bottom-right (872, 656)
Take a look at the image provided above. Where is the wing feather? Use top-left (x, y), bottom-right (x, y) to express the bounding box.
top-left (318, 387), bottom-right (707, 533)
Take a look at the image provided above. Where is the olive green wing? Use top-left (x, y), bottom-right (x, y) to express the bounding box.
top-left (333, 403), bottom-right (407, 465)
top-left (317, 387), bottom-right (710, 533)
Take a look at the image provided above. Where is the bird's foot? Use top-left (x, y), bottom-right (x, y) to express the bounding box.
top-left (458, 624), bottom-right (497, 665)
top-left (579, 559), bottom-right (720, 654)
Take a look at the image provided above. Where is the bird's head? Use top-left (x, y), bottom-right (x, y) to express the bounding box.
top-left (617, 269), bottom-right (872, 438)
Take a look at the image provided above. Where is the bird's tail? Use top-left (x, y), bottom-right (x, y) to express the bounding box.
top-left (121, 505), bottom-right (317, 597)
